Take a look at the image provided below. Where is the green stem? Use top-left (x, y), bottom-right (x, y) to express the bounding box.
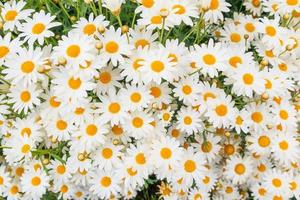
top-left (131, 12), bottom-right (136, 28)
top-left (90, 1), bottom-right (98, 16)
top-left (58, 2), bottom-right (71, 20)
top-left (98, 0), bottom-right (102, 14)
top-left (159, 18), bottom-right (165, 43)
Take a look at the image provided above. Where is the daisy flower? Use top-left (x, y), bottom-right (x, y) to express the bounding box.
top-left (0, 33), bottom-right (21, 66)
top-left (3, 47), bottom-right (46, 86)
top-left (89, 170), bottom-right (121, 199)
top-left (244, 0), bottom-right (263, 16)
top-left (96, 90), bottom-right (128, 125)
top-left (224, 154), bottom-right (254, 184)
top-left (246, 131), bottom-right (272, 156)
top-left (147, 82), bottom-right (172, 109)
top-left (20, 169), bottom-right (50, 200)
top-left (18, 10), bottom-right (61, 45)
top-left (149, 136), bottom-right (183, 176)
top-left (0, 166), bottom-right (11, 195)
top-left (8, 83), bottom-right (42, 114)
top-left (140, 48), bottom-right (176, 84)
top-left (91, 142), bottom-right (123, 171)
top-left (229, 64), bottom-right (265, 97)
top-left (51, 69), bottom-right (95, 105)
top-left (190, 39), bottom-right (227, 78)
top-left (1, 0), bottom-right (33, 31)
top-left (123, 111), bottom-right (154, 139)
top-left (169, 0), bottom-right (199, 26)
top-left (177, 147), bottom-right (206, 188)
top-left (205, 94), bottom-right (236, 128)
top-left (271, 133), bottom-right (300, 165)
top-left (73, 13), bottom-right (109, 36)
top-left (176, 106), bottom-right (203, 136)
top-left (120, 84), bottom-right (152, 111)
top-left (74, 116), bottom-right (108, 151)
top-left (202, 0), bottom-right (231, 23)
top-left (173, 73), bottom-right (201, 106)
top-left (129, 26), bottom-right (159, 49)
top-left (98, 26), bottom-right (133, 66)
top-left (48, 159), bottom-right (71, 184)
top-left (192, 133), bottom-right (221, 162)
top-left (52, 32), bottom-right (96, 69)
top-left (261, 169), bottom-right (293, 198)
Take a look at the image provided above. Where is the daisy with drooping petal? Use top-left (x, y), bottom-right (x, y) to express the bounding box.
top-left (18, 10), bottom-right (61, 45)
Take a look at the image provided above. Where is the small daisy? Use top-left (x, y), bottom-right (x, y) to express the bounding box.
top-left (202, 0), bottom-right (231, 23)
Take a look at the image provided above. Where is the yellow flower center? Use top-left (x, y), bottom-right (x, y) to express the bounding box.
top-left (20, 91), bottom-right (31, 102)
top-left (105, 41), bottom-right (119, 53)
top-left (66, 45), bottom-right (81, 58)
top-left (151, 60), bottom-right (165, 72)
top-left (32, 23), bottom-right (45, 34)
top-left (5, 10), bottom-right (18, 21)
top-left (160, 147), bottom-right (172, 159)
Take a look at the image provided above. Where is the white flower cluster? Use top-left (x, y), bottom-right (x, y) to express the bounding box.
top-left (0, 0), bottom-right (300, 199)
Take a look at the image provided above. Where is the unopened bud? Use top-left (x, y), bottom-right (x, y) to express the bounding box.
top-left (70, 16), bottom-right (77, 22)
top-left (121, 25), bottom-right (129, 33)
top-left (77, 153), bottom-right (85, 161)
top-left (58, 57), bottom-right (67, 65)
top-left (95, 41), bottom-right (103, 50)
top-left (97, 25), bottom-right (106, 33)
top-left (42, 158), bottom-right (50, 165)
top-left (113, 139), bottom-right (119, 145)
top-left (160, 9), bottom-right (169, 18)
top-left (244, 34), bottom-right (249, 40)
top-left (286, 44), bottom-right (293, 51)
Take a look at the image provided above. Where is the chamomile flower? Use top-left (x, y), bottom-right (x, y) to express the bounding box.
top-left (129, 26), bottom-right (159, 49)
top-left (205, 95), bottom-right (236, 128)
top-left (21, 169), bottom-right (49, 200)
top-left (173, 73), bottom-right (201, 106)
top-left (89, 170), bottom-right (121, 199)
top-left (3, 47), bottom-right (46, 86)
top-left (73, 116), bottom-right (108, 151)
top-left (228, 64), bottom-right (265, 97)
top-left (140, 48), bottom-right (176, 84)
top-left (52, 32), bottom-right (96, 69)
top-left (51, 69), bottom-right (95, 105)
top-left (202, 0), bottom-right (231, 23)
top-left (244, 0), bottom-right (263, 16)
top-left (1, 0), bottom-right (33, 31)
top-left (8, 83), bottom-right (42, 114)
top-left (96, 90), bottom-right (128, 125)
top-left (272, 133), bottom-right (300, 165)
top-left (192, 133), bottom-right (221, 162)
top-left (18, 10), bottom-right (61, 45)
top-left (0, 33), bottom-right (21, 66)
top-left (91, 142), bottom-right (123, 171)
top-left (0, 166), bottom-right (11, 195)
top-left (191, 39), bottom-right (227, 77)
top-left (246, 131), bottom-right (273, 156)
top-left (98, 27), bottom-right (133, 66)
top-left (120, 84), bottom-right (152, 111)
top-left (177, 147), bottom-right (206, 188)
top-left (261, 169), bottom-right (292, 198)
top-left (176, 106), bottom-right (203, 135)
top-left (123, 111), bottom-right (154, 139)
top-left (73, 13), bottom-right (109, 36)
top-left (48, 159), bottom-right (71, 184)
